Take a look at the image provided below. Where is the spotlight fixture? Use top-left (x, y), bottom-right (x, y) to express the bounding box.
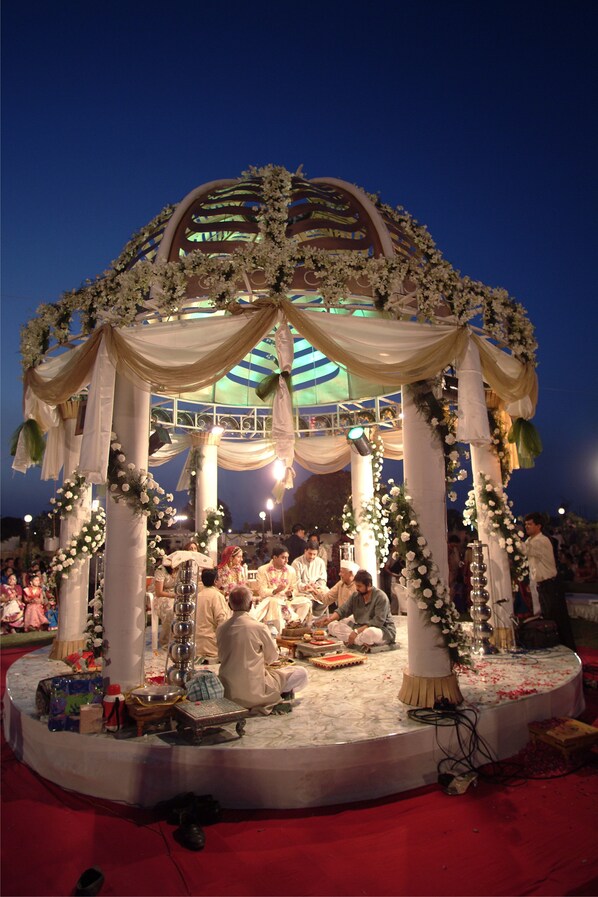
top-left (148, 425), bottom-right (172, 456)
top-left (347, 426), bottom-right (373, 456)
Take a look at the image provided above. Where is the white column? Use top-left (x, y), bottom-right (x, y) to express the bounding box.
top-left (470, 444), bottom-right (515, 649)
top-left (103, 375), bottom-right (150, 690)
top-left (49, 400), bottom-right (92, 661)
top-left (350, 449), bottom-right (379, 582)
top-left (398, 386), bottom-right (462, 707)
top-left (192, 431), bottom-right (222, 563)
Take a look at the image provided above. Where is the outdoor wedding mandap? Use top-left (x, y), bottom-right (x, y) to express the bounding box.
top-left (5, 166), bottom-right (582, 807)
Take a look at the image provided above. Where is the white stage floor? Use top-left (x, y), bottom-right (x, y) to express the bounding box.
top-left (3, 618), bottom-right (584, 809)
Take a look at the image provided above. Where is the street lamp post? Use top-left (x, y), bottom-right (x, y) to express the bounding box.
top-left (23, 514), bottom-right (33, 570)
top-left (266, 499), bottom-right (274, 534)
top-left (259, 510), bottom-right (267, 536)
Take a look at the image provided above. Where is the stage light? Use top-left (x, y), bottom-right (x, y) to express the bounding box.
top-left (347, 426), bottom-right (373, 456)
top-left (149, 425), bottom-right (172, 455)
top-left (211, 424), bottom-right (224, 436)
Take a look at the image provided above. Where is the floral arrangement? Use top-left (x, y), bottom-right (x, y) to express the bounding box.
top-left (49, 507), bottom-right (106, 586)
top-left (383, 480), bottom-right (470, 666)
top-left (342, 433), bottom-right (390, 568)
top-left (463, 472), bottom-right (528, 583)
top-left (47, 473), bottom-right (88, 521)
top-left (85, 577), bottom-right (104, 655)
top-left (194, 505), bottom-right (225, 553)
top-left (20, 165), bottom-right (537, 370)
top-left (405, 380), bottom-right (469, 500)
top-left (487, 408), bottom-right (512, 486)
top-left (107, 433), bottom-right (176, 529)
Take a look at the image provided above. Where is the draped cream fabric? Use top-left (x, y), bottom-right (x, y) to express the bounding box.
top-left (18, 300), bottom-right (537, 479)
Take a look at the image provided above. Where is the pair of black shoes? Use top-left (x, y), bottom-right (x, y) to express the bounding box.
top-left (155, 792), bottom-right (221, 851)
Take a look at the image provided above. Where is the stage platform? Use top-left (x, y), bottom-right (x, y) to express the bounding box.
top-left (3, 618), bottom-right (584, 809)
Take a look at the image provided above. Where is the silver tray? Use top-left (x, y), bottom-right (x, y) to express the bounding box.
top-left (129, 684), bottom-right (185, 705)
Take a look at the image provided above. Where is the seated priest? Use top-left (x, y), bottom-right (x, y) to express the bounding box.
top-left (317, 569), bottom-right (396, 650)
top-left (292, 543), bottom-right (328, 615)
top-left (194, 568), bottom-right (231, 661)
top-left (254, 545), bottom-right (311, 632)
top-left (217, 585), bottom-right (309, 714)
top-left (320, 559), bottom-right (359, 612)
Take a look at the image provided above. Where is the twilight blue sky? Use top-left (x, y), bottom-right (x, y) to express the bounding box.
top-left (2, 0), bottom-right (597, 528)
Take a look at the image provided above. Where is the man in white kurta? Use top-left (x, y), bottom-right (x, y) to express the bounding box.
top-left (292, 546), bottom-right (328, 614)
top-left (216, 586), bottom-right (308, 714)
top-left (254, 545), bottom-right (311, 630)
top-left (320, 559), bottom-right (358, 612)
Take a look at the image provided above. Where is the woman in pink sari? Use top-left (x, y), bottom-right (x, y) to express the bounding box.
top-left (217, 546), bottom-right (248, 596)
top-left (23, 574), bottom-right (49, 631)
top-left (1, 574), bottom-right (25, 633)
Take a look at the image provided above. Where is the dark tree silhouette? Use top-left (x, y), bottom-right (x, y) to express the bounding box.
top-left (285, 471), bottom-right (351, 533)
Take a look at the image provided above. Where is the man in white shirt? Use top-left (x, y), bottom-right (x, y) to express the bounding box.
top-left (254, 545), bottom-right (311, 631)
top-left (320, 559), bottom-right (358, 612)
top-left (524, 513), bottom-right (576, 650)
top-left (292, 545), bottom-right (328, 614)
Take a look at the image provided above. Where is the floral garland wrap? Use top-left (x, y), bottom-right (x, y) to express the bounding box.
top-left (107, 433), bottom-right (176, 529)
top-left (342, 434), bottom-right (390, 568)
top-left (405, 380), bottom-right (469, 500)
top-left (463, 472), bottom-right (528, 583)
top-left (21, 165), bottom-right (537, 369)
top-left (383, 481), bottom-right (470, 666)
top-left (85, 578), bottom-right (104, 655)
top-left (194, 506), bottom-right (225, 554)
top-left (49, 508), bottom-right (106, 586)
top-left (48, 473), bottom-right (88, 521)
top-left (487, 409), bottom-right (512, 486)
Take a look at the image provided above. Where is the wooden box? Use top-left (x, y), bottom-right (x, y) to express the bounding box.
top-left (174, 698), bottom-right (249, 744)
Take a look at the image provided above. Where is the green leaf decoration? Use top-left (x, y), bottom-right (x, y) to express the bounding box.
top-left (10, 420), bottom-right (46, 465)
top-left (507, 418), bottom-right (542, 469)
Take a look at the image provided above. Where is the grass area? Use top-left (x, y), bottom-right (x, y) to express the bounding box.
top-left (0, 631), bottom-right (56, 649)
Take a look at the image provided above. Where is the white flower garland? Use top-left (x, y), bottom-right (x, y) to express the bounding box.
top-left (463, 473), bottom-right (528, 583)
top-left (49, 507), bottom-right (106, 583)
top-left (20, 165), bottom-right (537, 369)
top-left (85, 577), bottom-right (104, 654)
top-left (194, 506), bottom-right (225, 553)
top-left (383, 480), bottom-right (470, 666)
top-left (107, 433), bottom-right (176, 529)
top-left (47, 473), bottom-right (87, 520)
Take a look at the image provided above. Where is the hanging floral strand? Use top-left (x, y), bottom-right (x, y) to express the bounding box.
top-left (463, 472), bottom-right (528, 584)
top-left (194, 506), bottom-right (225, 554)
top-left (342, 433), bottom-right (390, 569)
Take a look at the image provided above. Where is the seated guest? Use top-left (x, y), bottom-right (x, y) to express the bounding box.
top-left (320, 559), bottom-right (359, 612)
top-left (285, 524), bottom-right (307, 563)
top-left (195, 568), bottom-right (231, 661)
top-left (575, 549), bottom-right (597, 584)
top-left (217, 585), bottom-right (308, 714)
top-left (317, 569), bottom-right (396, 650)
top-left (307, 532), bottom-right (329, 565)
top-left (292, 544), bottom-right (328, 614)
top-left (255, 545), bottom-right (311, 631)
top-left (217, 546), bottom-right (248, 596)
top-left (1, 573), bottom-right (25, 633)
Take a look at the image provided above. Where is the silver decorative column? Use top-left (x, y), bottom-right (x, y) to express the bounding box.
top-left (469, 540), bottom-right (498, 655)
top-left (165, 560), bottom-right (197, 687)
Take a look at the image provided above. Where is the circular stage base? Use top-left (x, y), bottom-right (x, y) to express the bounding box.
top-left (3, 619), bottom-right (584, 808)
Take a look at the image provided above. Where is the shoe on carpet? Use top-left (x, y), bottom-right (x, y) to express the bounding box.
top-left (280, 690), bottom-right (295, 700)
top-left (175, 822), bottom-right (206, 851)
top-left (74, 866), bottom-right (104, 896)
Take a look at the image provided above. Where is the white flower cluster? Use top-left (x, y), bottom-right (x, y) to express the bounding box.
top-left (464, 473), bottom-right (528, 582)
top-left (48, 472), bottom-right (87, 520)
top-left (107, 433), bottom-right (176, 528)
top-left (20, 167), bottom-right (537, 371)
top-left (85, 577), bottom-right (104, 653)
top-left (195, 506), bottom-right (225, 552)
top-left (383, 479), bottom-right (470, 666)
top-left (341, 434), bottom-right (390, 569)
top-left (50, 508), bottom-right (106, 582)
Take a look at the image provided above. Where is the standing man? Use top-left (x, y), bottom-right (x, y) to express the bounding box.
top-left (292, 543), bottom-right (328, 614)
top-left (217, 586), bottom-right (308, 714)
top-left (285, 524), bottom-right (307, 563)
top-left (317, 569), bottom-right (396, 650)
top-left (524, 512), bottom-right (576, 650)
top-left (254, 544), bottom-right (311, 630)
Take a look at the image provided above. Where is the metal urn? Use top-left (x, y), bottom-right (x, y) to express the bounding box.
top-left (469, 540), bottom-right (498, 655)
top-left (165, 560), bottom-right (197, 687)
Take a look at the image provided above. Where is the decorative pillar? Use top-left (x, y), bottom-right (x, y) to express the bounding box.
top-left (398, 386), bottom-right (463, 706)
top-left (191, 430), bottom-right (222, 563)
top-left (49, 398), bottom-right (92, 661)
top-left (470, 444), bottom-right (515, 649)
top-left (350, 448), bottom-right (379, 582)
top-left (102, 374), bottom-right (150, 690)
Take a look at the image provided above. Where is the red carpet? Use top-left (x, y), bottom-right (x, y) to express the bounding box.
top-left (2, 645), bottom-right (598, 897)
